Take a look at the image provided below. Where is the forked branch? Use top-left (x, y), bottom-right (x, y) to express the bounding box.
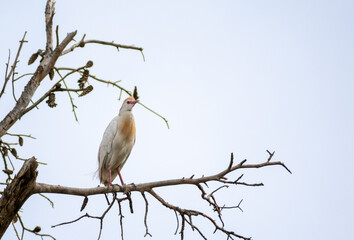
top-left (39, 151), bottom-right (290, 240)
top-left (0, 29), bottom-right (77, 138)
top-left (34, 151), bottom-right (290, 196)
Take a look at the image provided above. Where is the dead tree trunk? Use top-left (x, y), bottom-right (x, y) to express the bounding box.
top-left (0, 157), bottom-right (38, 238)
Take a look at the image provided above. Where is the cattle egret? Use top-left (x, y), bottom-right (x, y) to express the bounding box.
top-left (98, 96), bottom-right (138, 186)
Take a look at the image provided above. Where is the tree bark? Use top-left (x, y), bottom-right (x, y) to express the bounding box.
top-left (0, 157), bottom-right (38, 238)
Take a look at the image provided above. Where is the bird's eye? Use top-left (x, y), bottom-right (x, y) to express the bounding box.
top-left (127, 101), bottom-right (132, 104)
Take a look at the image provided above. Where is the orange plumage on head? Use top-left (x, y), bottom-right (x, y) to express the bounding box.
top-left (124, 96), bottom-right (136, 102)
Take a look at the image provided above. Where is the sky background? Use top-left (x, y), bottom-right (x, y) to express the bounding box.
top-left (1, 0), bottom-right (354, 239)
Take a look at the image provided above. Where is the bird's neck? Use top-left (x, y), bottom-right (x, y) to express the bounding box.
top-left (119, 110), bottom-right (133, 117)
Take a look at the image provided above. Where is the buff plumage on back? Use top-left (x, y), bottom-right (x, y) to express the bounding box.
top-left (98, 96), bottom-right (137, 186)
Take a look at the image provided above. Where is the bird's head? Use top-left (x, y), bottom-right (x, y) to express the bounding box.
top-left (120, 96), bottom-right (139, 112)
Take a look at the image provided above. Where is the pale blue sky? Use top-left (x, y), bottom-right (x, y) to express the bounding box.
top-left (1, 1), bottom-right (354, 239)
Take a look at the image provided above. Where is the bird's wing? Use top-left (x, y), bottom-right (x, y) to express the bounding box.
top-left (119, 133), bottom-right (136, 169)
top-left (110, 114), bottom-right (136, 169)
top-left (98, 116), bottom-right (119, 169)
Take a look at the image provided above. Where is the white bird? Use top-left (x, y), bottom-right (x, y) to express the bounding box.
top-left (98, 96), bottom-right (139, 186)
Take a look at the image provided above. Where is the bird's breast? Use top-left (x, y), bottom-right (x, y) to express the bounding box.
top-left (117, 113), bottom-right (136, 142)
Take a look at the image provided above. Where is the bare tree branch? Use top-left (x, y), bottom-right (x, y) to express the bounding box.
top-left (5, 132), bottom-right (36, 139)
top-left (61, 39), bottom-right (143, 56)
top-left (33, 157), bottom-right (290, 196)
top-left (11, 222), bottom-right (21, 240)
top-left (1, 149), bottom-right (290, 240)
top-left (148, 189), bottom-right (249, 240)
top-left (0, 32), bottom-right (27, 99)
top-left (0, 30), bottom-right (76, 138)
top-left (116, 197), bottom-right (125, 240)
top-left (0, 1), bottom-right (76, 138)
top-left (0, 157), bottom-right (38, 238)
top-left (16, 213), bottom-right (56, 240)
top-left (45, 0), bottom-right (55, 53)
top-left (51, 193), bottom-right (132, 240)
top-left (267, 150), bottom-right (275, 162)
top-left (51, 193), bottom-right (117, 240)
top-left (220, 199), bottom-right (244, 212)
top-left (33, 152), bottom-right (290, 239)
top-left (141, 192), bottom-right (152, 237)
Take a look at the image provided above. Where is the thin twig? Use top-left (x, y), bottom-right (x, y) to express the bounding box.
top-left (4, 49), bottom-right (10, 88)
top-left (18, 214), bottom-right (56, 240)
top-left (0, 32), bottom-right (27, 99)
top-left (180, 214), bottom-right (185, 240)
top-left (138, 102), bottom-right (169, 129)
top-left (141, 192), bottom-right (152, 237)
top-left (52, 194), bottom-right (117, 240)
top-left (174, 210), bottom-right (179, 235)
top-left (209, 185), bottom-right (229, 197)
top-left (220, 199), bottom-right (244, 212)
top-left (266, 150), bottom-right (275, 162)
top-left (55, 25), bottom-right (59, 48)
top-left (11, 222), bottom-right (20, 240)
top-left (145, 167), bottom-right (267, 240)
top-left (5, 133), bottom-right (36, 139)
top-left (39, 193), bottom-right (54, 208)
top-left (61, 78), bottom-right (78, 121)
top-left (197, 183), bottom-right (224, 226)
top-left (55, 67), bottom-right (127, 93)
top-left (184, 217), bottom-right (207, 240)
top-left (11, 68), bottom-right (18, 102)
top-left (52, 67), bottom-right (169, 128)
top-left (117, 198), bottom-right (125, 240)
top-left (51, 213), bottom-right (94, 228)
top-left (228, 152), bottom-right (234, 170)
top-left (23, 66), bottom-right (85, 116)
top-left (61, 39), bottom-right (143, 55)
top-left (13, 73), bottom-right (34, 82)
top-left (217, 179), bottom-right (264, 187)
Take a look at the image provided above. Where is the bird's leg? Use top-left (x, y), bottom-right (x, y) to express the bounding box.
top-left (108, 167), bottom-right (112, 186)
top-left (117, 166), bottom-right (125, 185)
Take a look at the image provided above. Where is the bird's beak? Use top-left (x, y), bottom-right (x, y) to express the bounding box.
top-left (127, 100), bottom-right (139, 105)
